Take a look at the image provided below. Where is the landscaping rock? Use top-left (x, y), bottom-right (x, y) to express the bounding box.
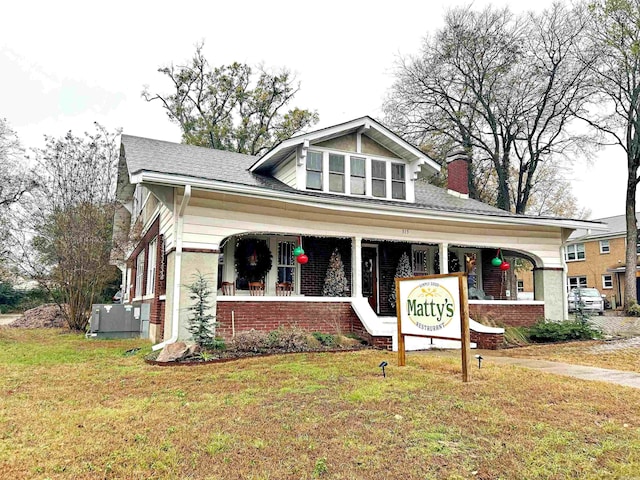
top-left (156, 342), bottom-right (200, 362)
top-left (8, 304), bottom-right (67, 329)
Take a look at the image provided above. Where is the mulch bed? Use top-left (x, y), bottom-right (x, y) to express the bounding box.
top-left (145, 344), bottom-right (372, 366)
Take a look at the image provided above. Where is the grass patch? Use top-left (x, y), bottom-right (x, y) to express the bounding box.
top-left (1, 328), bottom-right (640, 478)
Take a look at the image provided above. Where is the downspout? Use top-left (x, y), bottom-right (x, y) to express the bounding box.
top-left (152, 184), bottom-right (192, 351)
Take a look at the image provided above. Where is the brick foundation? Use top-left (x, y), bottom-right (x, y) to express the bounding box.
top-left (469, 302), bottom-right (544, 327)
top-left (215, 300), bottom-right (507, 350)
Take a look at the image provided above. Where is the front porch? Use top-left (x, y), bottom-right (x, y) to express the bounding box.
top-left (211, 234), bottom-right (553, 350)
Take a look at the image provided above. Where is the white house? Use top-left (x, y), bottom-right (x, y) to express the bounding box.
top-left (113, 116), bottom-right (604, 350)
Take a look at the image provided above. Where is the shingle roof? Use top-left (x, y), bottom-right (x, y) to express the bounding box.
top-left (119, 134), bottom-right (596, 222)
top-left (568, 213), bottom-right (640, 241)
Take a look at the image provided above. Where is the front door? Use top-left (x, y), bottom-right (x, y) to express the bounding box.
top-left (362, 247), bottom-right (378, 312)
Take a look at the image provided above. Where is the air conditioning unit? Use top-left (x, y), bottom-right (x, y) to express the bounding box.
top-left (88, 303), bottom-right (150, 339)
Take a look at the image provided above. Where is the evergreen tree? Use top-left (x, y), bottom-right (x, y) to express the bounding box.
top-left (186, 271), bottom-right (217, 348)
top-left (389, 252), bottom-right (413, 307)
top-left (322, 248), bottom-right (348, 297)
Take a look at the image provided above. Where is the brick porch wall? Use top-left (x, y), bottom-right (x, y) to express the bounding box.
top-left (469, 302), bottom-right (545, 327)
top-left (216, 300), bottom-right (507, 350)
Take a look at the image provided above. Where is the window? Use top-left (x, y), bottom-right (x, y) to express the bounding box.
top-left (565, 243), bottom-right (585, 261)
top-left (602, 274), bottom-right (613, 289)
top-left (517, 280), bottom-right (524, 293)
top-left (567, 276), bottom-right (587, 291)
top-left (328, 154), bottom-right (345, 193)
top-left (306, 151), bottom-right (323, 190)
top-left (350, 156), bottom-right (366, 195)
top-left (372, 160), bottom-right (386, 198)
top-left (412, 248), bottom-right (431, 276)
top-left (391, 163), bottom-right (406, 200)
top-left (600, 240), bottom-right (610, 254)
top-left (135, 250), bottom-right (145, 298)
top-left (277, 240), bottom-right (296, 284)
top-left (146, 237), bottom-right (157, 295)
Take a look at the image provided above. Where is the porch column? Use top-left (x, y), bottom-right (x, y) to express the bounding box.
top-left (351, 236), bottom-right (362, 297)
top-left (533, 267), bottom-right (565, 321)
top-left (222, 239), bottom-right (235, 284)
top-left (438, 242), bottom-right (449, 274)
top-left (167, 249), bottom-right (219, 341)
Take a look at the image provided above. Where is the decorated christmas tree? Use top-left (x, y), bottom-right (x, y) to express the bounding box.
top-left (389, 251), bottom-right (413, 307)
top-left (322, 248), bottom-right (348, 297)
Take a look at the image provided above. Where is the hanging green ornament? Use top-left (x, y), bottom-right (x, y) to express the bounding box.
top-left (491, 257), bottom-right (502, 267)
top-left (293, 245), bottom-right (304, 257)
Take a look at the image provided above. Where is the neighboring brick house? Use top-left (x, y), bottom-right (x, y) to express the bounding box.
top-left (113, 116), bottom-right (603, 351)
top-left (564, 213), bottom-right (640, 309)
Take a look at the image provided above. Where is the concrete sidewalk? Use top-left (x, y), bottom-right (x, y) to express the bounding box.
top-left (482, 356), bottom-right (640, 389)
top-left (414, 350), bottom-right (640, 389)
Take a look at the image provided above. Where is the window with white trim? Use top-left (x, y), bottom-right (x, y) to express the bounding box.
top-left (391, 163), bottom-right (406, 200)
top-left (306, 151), bottom-right (323, 190)
top-left (517, 280), bottom-right (524, 293)
top-left (146, 237), bottom-right (157, 295)
top-left (599, 240), bottom-right (610, 254)
top-left (602, 274), bottom-right (613, 289)
top-left (565, 243), bottom-right (585, 261)
top-left (328, 154), bottom-right (345, 193)
top-left (350, 156), bottom-right (366, 195)
top-left (135, 250), bottom-right (145, 298)
top-left (277, 240), bottom-right (296, 284)
top-left (567, 276), bottom-right (587, 291)
top-left (371, 160), bottom-right (386, 198)
top-left (412, 247), bottom-right (432, 276)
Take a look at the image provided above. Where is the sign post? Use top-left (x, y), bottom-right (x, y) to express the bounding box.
top-left (396, 273), bottom-right (471, 382)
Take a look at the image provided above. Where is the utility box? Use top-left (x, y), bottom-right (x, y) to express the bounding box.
top-left (89, 304), bottom-right (149, 339)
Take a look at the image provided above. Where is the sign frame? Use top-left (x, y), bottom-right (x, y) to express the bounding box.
top-left (395, 272), bottom-right (471, 382)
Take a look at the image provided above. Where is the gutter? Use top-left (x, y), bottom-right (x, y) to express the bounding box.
top-left (152, 184), bottom-right (192, 351)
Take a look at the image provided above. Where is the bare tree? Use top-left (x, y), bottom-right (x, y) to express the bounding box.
top-left (19, 124), bottom-right (121, 330)
top-left (578, 0), bottom-right (640, 310)
top-left (143, 42), bottom-right (319, 156)
top-left (384, 3), bottom-right (593, 214)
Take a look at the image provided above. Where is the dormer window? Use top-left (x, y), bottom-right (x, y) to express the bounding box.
top-left (392, 163), bottom-right (406, 200)
top-left (306, 151), bottom-right (323, 190)
top-left (372, 160), bottom-right (386, 198)
top-left (329, 154), bottom-right (345, 193)
top-left (350, 157), bottom-right (366, 195)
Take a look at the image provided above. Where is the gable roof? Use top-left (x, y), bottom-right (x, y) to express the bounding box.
top-left (118, 134), bottom-right (605, 230)
top-left (568, 213), bottom-right (640, 242)
top-left (249, 116), bottom-right (441, 175)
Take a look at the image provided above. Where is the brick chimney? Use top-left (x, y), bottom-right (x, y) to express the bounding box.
top-left (446, 149), bottom-right (470, 198)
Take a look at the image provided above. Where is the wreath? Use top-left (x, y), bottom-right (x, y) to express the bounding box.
top-left (234, 238), bottom-right (273, 282)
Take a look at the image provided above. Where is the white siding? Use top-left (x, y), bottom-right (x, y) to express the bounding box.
top-left (272, 157), bottom-right (297, 188)
top-left (159, 203), bottom-right (174, 251)
top-left (178, 190), bottom-right (565, 268)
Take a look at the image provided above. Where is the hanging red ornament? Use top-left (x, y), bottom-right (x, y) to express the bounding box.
top-left (296, 254), bottom-right (309, 264)
top-left (499, 261), bottom-right (510, 271)
top-left (491, 257), bottom-right (502, 267)
top-left (293, 245), bottom-right (304, 257)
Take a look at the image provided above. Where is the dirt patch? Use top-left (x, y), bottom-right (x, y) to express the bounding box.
top-left (6, 304), bottom-right (67, 329)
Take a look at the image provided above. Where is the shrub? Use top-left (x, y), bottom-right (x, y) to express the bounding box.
top-left (627, 301), bottom-right (640, 317)
top-left (527, 319), bottom-right (601, 343)
top-left (312, 332), bottom-right (336, 347)
top-left (267, 326), bottom-right (309, 351)
top-left (230, 329), bottom-right (269, 352)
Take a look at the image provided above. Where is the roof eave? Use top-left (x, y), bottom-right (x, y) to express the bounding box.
top-left (130, 170), bottom-right (605, 231)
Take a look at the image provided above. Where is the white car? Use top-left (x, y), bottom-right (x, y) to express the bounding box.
top-left (568, 288), bottom-right (605, 316)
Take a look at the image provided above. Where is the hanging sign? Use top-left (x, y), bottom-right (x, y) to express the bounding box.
top-left (396, 272), bottom-right (471, 382)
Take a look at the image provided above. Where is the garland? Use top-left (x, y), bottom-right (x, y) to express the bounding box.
top-left (234, 238), bottom-right (273, 282)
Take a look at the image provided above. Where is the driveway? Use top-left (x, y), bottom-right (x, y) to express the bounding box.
top-left (589, 312), bottom-right (640, 336)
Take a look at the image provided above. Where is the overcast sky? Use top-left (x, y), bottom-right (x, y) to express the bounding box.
top-left (0, 0), bottom-right (626, 220)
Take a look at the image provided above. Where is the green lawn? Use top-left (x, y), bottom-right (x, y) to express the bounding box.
top-left (1, 328), bottom-right (640, 479)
